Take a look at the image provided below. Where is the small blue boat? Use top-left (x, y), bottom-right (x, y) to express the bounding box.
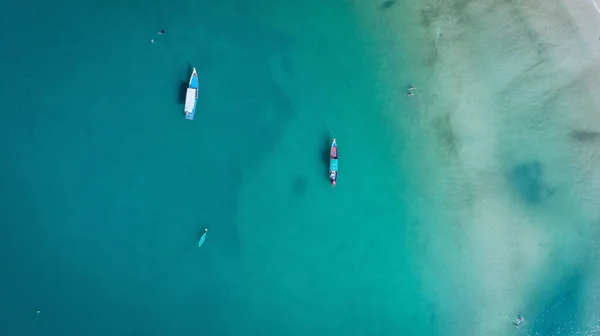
top-left (329, 139), bottom-right (338, 187)
top-left (184, 68), bottom-right (199, 120)
top-left (198, 228), bottom-right (208, 247)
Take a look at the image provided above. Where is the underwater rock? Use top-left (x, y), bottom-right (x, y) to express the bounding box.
top-left (510, 161), bottom-right (547, 204)
top-left (291, 176), bottom-right (308, 197)
top-left (570, 129), bottom-right (600, 142)
top-left (381, 0), bottom-right (396, 10)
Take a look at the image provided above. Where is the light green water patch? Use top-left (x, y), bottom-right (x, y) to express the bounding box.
top-left (349, 2), bottom-right (483, 334)
top-left (353, 0), bottom-right (600, 334)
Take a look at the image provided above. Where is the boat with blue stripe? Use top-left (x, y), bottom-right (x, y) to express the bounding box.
top-left (184, 68), bottom-right (199, 120)
top-left (198, 228), bottom-right (208, 247)
top-left (329, 139), bottom-right (338, 187)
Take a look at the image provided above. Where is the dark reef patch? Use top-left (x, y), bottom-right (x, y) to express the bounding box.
top-left (380, 0), bottom-right (396, 10)
top-left (511, 161), bottom-right (543, 203)
top-left (422, 42), bottom-right (439, 68)
top-left (420, 5), bottom-right (440, 28)
top-left (570, 129), bottom-right (600, 142)
top-left (433, 114), bottom-right (457, 154)
top-left (510, 161), bottom-right (555, 204)
top-left (291, 176), bottom-right (308, 197)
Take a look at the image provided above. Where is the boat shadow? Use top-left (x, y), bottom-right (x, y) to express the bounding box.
top-left (177, 63), bottom-right (196, 105)
top-left (321, 133), bottom-right (331, 182)
top-left (177, 81), bottom-right (188, 105)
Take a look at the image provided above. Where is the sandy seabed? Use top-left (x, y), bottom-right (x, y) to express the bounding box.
top-left (355, 0), bottom-right (600, 334)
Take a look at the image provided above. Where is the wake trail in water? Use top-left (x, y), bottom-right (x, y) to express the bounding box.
top-left (325, 117), bottom-right (333, 137)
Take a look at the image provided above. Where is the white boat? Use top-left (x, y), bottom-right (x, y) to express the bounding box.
top-left (184, 68), bottom-right (199, 120)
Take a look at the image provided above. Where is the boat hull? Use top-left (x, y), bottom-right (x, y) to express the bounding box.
top-left (198, 230), bottom-right (207, 247)
top-left (329, 139), bottom-right (338, 186)
top-left (185, 68), bottom-right (199, 120)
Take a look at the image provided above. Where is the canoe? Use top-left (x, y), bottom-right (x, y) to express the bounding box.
top-left (184, 68), bottom-right (199, 120)
top-left (329, 139), bottom-right (338, 187)
top-left (198, 228), bottom-right (208, 247)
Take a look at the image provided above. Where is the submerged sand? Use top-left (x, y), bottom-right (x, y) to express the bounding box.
top-left (356, 0), bottom-right (600, 334)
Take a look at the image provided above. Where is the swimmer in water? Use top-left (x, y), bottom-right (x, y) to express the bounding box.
top-left (407, 92), bottom-right (414, 97)
top-left (158, 29), bottom-right (166, 35)
top-left (150, 38), bottom-right (156, 43)
top-left (513, 315), bottom-right (524, 327)
top-left (409, 84), bottom-right (415, 91)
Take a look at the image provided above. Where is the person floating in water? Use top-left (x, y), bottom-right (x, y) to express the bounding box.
top-left (158, 29), bottom-right (166, 35)
top-left (409, 84), bottom-right (416, 91)
top-left (513, 315), bottom-right (524, 327)
top-left (150, 38), bottom-right (156, 43)
top-left (407, 92), bottom-right (414, 97)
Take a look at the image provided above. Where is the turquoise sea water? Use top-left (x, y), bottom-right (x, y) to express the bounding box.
top-left (0, 0), bottom-right (430, 335)
top-left (3, 0), bottom-right (600, 335)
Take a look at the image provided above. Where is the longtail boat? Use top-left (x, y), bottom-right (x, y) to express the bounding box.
top-left (329, 139), bottom-right (338, 187)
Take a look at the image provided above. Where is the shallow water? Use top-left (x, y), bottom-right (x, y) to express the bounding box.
top-left (358, 0), bottom-right (600, 334)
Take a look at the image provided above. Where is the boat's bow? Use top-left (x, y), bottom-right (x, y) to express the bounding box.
top-left (189, 68), bottom-right (198, 86)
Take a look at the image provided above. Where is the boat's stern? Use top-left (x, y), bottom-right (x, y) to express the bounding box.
top-left (330, 169), bottom-right (338, 187)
